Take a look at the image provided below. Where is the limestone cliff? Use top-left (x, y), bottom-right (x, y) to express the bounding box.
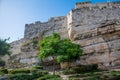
top-left (7, 2), bottom-right (120, 70)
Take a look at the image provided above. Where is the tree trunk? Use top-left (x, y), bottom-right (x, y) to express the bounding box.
top-left (52, 56), bottom-right (55, 75)
top-left (68, 59), bottom-right (70, 70)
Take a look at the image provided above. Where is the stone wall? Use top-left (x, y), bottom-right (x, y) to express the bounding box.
top-left (8, 2), bottom-right (120, 69)
top-left (8, 16), bottom-right (68, 68)
top-left (24, 16), bottom-right (68, 39)
top-left (67, 5), bottom-right (120, 69)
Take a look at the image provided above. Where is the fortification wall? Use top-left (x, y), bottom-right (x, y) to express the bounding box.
top-left (24, 16), bottom-right (68, 39)
top-left (67, 6), bottom-right (120, 69)
top-left (68, 6), bottom-right (120, 39)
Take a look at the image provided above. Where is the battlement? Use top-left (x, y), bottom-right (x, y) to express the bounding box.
top-left (25, 21), bottom-right (44, 28)
top-left (75, 1), bottom-right (120, 9)
top-left (75, 1), bottom-right (92, 9)
top-left (25, 16), bottom-right (66, 28)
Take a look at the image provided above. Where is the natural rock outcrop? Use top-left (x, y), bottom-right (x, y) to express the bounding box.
top-left (67, 3), bottom-right (120, 69)
top-left (7, 2), bottom-right (120, 70)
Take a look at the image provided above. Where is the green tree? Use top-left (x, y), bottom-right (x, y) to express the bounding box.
top-left (0, 38), bottom-right (10, 67)
top-left (38, 33), bottom-right (83, 74)
top-left (57, 39), bottom-right (83, 69)
top-left (38, 33), bottom-right (61, 75)
top-left (0, 38), bottom-right (10, 55)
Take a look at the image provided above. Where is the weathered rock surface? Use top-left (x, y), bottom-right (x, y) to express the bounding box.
top-left (7, 2), bottom-right (120, 70)
top-left (67, 3), bottom-right (120, 69)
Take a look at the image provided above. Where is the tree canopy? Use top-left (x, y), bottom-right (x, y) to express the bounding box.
top-left (38, 33), bottom-right (83, 63)
top-left (38, 33), bottom-right (83, 74)
top-left (0, 38), bottom-right (11, 55)
top-left (39, 33), bottom-right (61, 59)
top-left (57, 39), bottom-right (83, 63)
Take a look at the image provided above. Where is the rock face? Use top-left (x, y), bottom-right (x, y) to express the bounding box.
top-left (7, 2), bottom-right (120, 69)
top-left (67, 2), bottom-right (120, 69)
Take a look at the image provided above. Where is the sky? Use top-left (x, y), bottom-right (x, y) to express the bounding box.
top-left (0, 0), bottom-right (117, 42)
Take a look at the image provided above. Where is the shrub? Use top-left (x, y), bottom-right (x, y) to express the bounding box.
top-left (40, 70), bottom-right (48, 75)
top-left (37, 76), bottom-right (47, 80)
top-left (0, 72), bottom-right (4, 76)
top-left (70, 66), bottom-right (85, 73)
top-left (85, 77), bottom-right (98, 80)
top-left (30, 68), bottom-right (38, 73)
top-left (62, 69), bottom-right (76, 75)
top-left (37, 75), bottom-right (61, 80)
top-left (9, 72), bottom-right (43, 80)
top-left (62, 64), bottom-right (99, 74)
top-left (31, 72), bottom-right (43, 79)
top-left (0, 59), bottom-right (5, 67)
top-left (9, 69), bottom-right (30, 74)
top-left (0, 68), bottom-right (8, 74)
top-left (110, 71), bottom-right (120, 75)
top-left (87, 64), bottom-right (98, 71)
top-left (70, 64), bottom-right (98, 73)
top-left (32, 66), bottom-right (43, 69)
top-left (30, 66), bottom-right (43, 73)
top-left (9, 73), bottom-right (32, 80)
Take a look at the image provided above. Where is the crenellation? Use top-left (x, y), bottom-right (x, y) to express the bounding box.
top-left (76, 1), bottom-right (120, 9)
top-left (75, 1), bottom-right (92, 9)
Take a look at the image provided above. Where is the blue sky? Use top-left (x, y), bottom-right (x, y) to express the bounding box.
top-left (0, 0), bottom-right (115, 42)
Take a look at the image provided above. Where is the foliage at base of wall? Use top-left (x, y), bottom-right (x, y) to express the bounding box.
top-left (62, 64), bottom-right (99, 75)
